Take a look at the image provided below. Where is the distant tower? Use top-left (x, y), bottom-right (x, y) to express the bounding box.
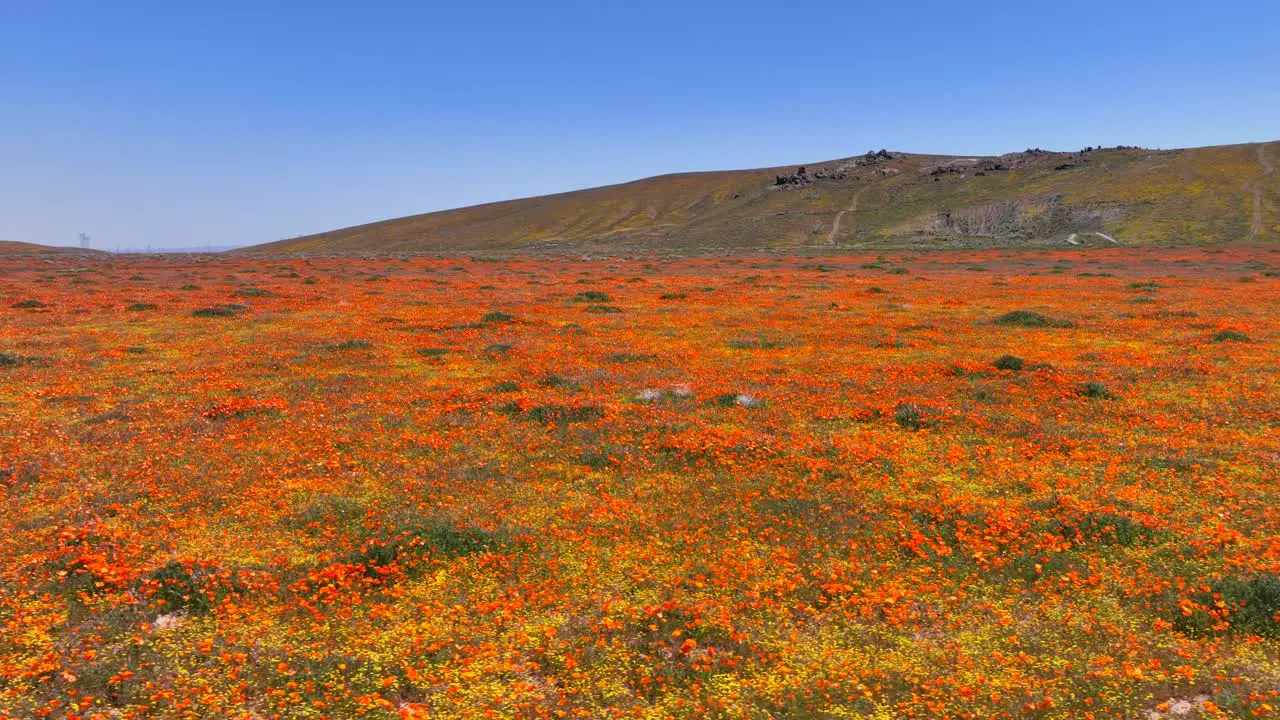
top-left (79, 232), bottom-right (91, 250)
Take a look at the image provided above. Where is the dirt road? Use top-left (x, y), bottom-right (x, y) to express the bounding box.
top-left (827, 186), bottom-right (868, 245)
top-left (1252, 142), bottom-right (1275, 238)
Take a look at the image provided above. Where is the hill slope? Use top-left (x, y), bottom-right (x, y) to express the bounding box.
top-left (0, 241), bottom-right (105, 255)
top-left (249, 141), bottom-right (1279, 253)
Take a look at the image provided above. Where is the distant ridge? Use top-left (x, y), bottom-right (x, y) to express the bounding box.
top-left (0, 241), bottom-right (105, 255)
top-left (244, 140), bottom-right (1279, 253)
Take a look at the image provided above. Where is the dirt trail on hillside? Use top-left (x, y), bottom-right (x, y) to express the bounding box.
top-left (1252, 142), bottom-right (1275, 238)
top-left (827, 186), bottom-right (869, 245)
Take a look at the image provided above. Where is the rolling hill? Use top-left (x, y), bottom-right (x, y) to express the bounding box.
top-left (0, 241), bottom-right (105, 255)
top-left (247, 141), bottom-right (1278, 254)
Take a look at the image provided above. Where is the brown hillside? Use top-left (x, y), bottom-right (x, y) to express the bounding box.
top-left (246, 141), bottom-right (1279, 253)
top-left (0, 241), bottom-right (105, 256)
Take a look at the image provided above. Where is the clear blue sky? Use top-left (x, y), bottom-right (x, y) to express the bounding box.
top-left (2, 1), bottom-right (1277, 248)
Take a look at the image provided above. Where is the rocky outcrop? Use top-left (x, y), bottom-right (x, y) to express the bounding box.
top-left (774, 165), bottom-right (850, 187)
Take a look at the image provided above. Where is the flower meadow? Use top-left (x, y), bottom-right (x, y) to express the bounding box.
top-left (1, 247), bottom-right (1277, 720)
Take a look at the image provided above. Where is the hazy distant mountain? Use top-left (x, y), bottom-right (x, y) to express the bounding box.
top-left (114, 245), bottom-right (247, 254)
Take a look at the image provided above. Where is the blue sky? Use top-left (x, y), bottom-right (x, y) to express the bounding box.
top-left (2, 1), bottom-right (1277, 248)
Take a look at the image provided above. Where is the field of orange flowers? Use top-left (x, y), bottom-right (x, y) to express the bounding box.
top-left (1, 247), bottom-right (1277, 719)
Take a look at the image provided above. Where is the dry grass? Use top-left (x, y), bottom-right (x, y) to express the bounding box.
top-left (246, 142), bottom-right (1279, 254)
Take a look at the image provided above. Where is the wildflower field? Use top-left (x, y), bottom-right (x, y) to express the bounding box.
top-left (1, 247), bottom-right (1277, 720)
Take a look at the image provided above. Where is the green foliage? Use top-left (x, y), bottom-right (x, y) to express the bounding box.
top-left (1048, 511), bottom-right (1158, 547)
top-left (145, 562), bottom-right (237, 616)
top-left (1212, 329), bottom-right (1250, 343)
top-left (233, 287), bottom-right (275, 297)
top-left (993, 310), bottom-right (1074, 328)
top-left (1176, 574), bottom-right (1280, 638)
top-left (893, 403), bottom-right (927, 430)
top-left (1009, 551), bottom-right (1092, 583)
top-left (482, 311), bottom-right (515, 323)
top-left (712, 393), bottom-right (741, 407)
top-left (349, 524), bottom-right (505, 576)
top-left (523, 404), bottom-right (605, 425)
top-left (993, 355), bottom-right (1025, 371)
top-left (584, 304), bottom-right (623, 314)
top-left (1080, 381), bottom-right (1113, 399)
top-left (605, 352), bottom-right (658, 363)
top-left (571, 291), bottom-right (611, 302)
top-left (126, 302), bottom-right (158, 311)
top-left (192, 306), bottom-right (238, 318)
top-left (727, 335), bottom-right (788, 350)
top-left (11, 299), bottom-right (47, 309)
top-left (332, 339), bottom-right (372, 350)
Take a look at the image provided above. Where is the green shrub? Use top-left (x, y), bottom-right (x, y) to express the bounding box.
top-left (571, 291), bottom-right (611, 302)
top-left (144, 561), bottom-right (239, 615)
top-left (349, 524), bottom-right (505, 577)
top-left (993, 355), bottom-right (1025, 371)
top-left (333, 339), bottom-right (372, 350)
top-left (523, 404), bottom-right (604, 425)
top-left (606, 352), bottom-right (657, 363)
top-left (1212, 330), bottom-right (1250, 343)
top-left (1176, 574), bottom-right (1280, 638)
top-left (127, 302), bottom-right (158, 312)
top-left (994, 310), bottom-right (1073, 328)
top-left (482, 311), bottom-right (515, 323)
top-left (712, 393), bottom-right (741, 407)
top-left (659, 292), bottom-right (686, 300)
top-left (192, 306), bottom-right (237, 318)
top-left (1049, 511), bottom-right (1157, 547)
top-left (1080, 381), bottom-right (1113, 399)
top-left (416, 347), bottom-right (449, 357)
top-left (728, 336), bottom-right (786, 350)
top-left (584, 305), bottom-right (623, 314)
top-left (0, 353), bottom-right (25, 366)
top-left (11, 299), bottom-right (47, 309)
top-left (233, 288), bottom-right (275, 297)
top-left (893, 403), bottom-right (927, 430)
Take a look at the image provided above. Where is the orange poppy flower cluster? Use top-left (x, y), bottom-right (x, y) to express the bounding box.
top-left (0, 247), bottom-right (1276, 719)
